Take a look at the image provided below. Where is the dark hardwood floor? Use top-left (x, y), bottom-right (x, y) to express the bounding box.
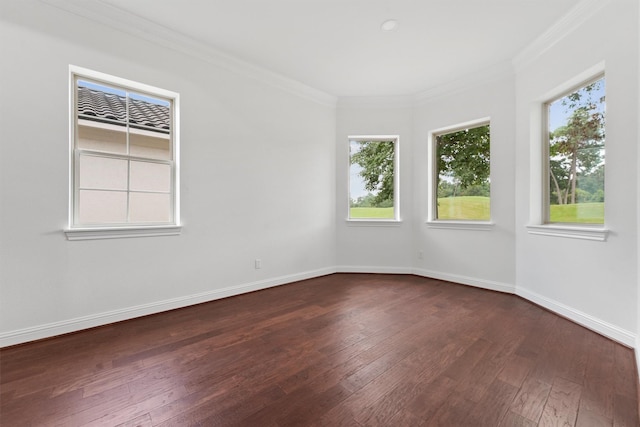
top-left (1, 273), bottom-right (638, 426)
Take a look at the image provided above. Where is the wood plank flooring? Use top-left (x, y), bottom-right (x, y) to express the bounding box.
top-left (1, 273), bottom-right (638, 426)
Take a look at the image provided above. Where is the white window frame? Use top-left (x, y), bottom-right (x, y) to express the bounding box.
top-left (347, 135), bottom-right (401, 225)
top-left (526, 62), bottom-right (608, 241)
top-left (65, 65), bottom-right (181, 240)
top-left (427, 118), bottom-right (494, 231)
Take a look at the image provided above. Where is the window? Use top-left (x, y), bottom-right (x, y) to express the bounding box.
top-left (348, 136), bottom-right (399, 221)
top-left (431, 120), bottom-right (490, 222)
top-left (545, 75), bottom-right (605, 225)
top-left (66, 66), bottom-right (180, 240)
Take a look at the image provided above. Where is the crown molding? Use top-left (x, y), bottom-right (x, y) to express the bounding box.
top-left (38, 0), bottom-right (611, 109)
top-left (512, 0), bottom-right (612, 73)
top-left (39, 0), bottom-right (337, 108)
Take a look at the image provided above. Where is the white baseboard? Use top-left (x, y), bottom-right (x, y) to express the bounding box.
top-left (0, 267), bottom-right (336, 348)
top-left (335, 265), bottom-right (414, 274)
top-left (412, 267), bottom-right (516, 294)
top-left (2, 267), bottom-right (636, 352)
top-left (517, 286), bottom-right (636, 348)
top-left (412, 268), bottom-right (636, 348)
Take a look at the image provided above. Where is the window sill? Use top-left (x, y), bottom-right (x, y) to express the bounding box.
top-left (64, 225), bottom-right (182, 241)
top-left (426, 220), bottom-right (494, 231)
top-left (526, 224), bottom-right (608, 242)
top-left (346, 219), bottom-right (402, 227)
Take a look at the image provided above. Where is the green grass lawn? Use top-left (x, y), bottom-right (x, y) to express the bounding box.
top-left (437, 196), bottom-right (490, 220)
top-left (549, 202), bottom-right (604, 224)
top-left (351, 199), bottom-right (604, 224)
top-left (349, 207), bottom-right (395, 219)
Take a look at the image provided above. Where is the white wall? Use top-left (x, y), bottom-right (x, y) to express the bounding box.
top-left (412, 74), bottom-right (517, 292)
top-left (335, 99), bottom-right (414, 272)
top-left (1, 0), bottom-right (639, 354)
top-left (514, 0), bottom-right (638, 345)
top-left (334, 0), bottom-right (639, 349)
top-left (0, 1), bottom-right (337, 346)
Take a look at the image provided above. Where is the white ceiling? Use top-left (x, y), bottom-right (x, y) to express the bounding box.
top-left (97, 0), bottom-right (583, 97)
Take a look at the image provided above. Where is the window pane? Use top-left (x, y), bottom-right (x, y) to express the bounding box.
top-left (130, 132), bottom-right (171, 160)
top-left (77, 122), bottom-right (127, 154)
top-left (72, 70), bottom-right (178, 229)
top-left (130, 161), bottom-right (171, 192)
top-left (128, 92), bottom-right (171, 159)
top-left (77, 81), bottom-right (128, 154)
top-left (79, 190), bottom-right (127, 223)
top-left (128, 93), bottom-right (170, 126)
top-left (129, 192), bottom-right (171, 223)
top-left (547, 77), bottom-right (605, 224)
top-left (349, 139), bottom-right (395, 219)
top-left (79, 155), bottom-right (128, 190)
top-left (435, 124), bottom-right (490, 221)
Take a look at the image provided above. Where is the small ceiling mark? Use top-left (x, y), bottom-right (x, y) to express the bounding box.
top-left (381, 19), bottom-right (398, 32)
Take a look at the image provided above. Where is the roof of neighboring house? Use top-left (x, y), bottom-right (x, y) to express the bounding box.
top-left (77, 86), bottom-right (170, 133)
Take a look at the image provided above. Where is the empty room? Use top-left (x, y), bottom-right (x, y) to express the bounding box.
top-left (1, 0), bottom-right (639, 425)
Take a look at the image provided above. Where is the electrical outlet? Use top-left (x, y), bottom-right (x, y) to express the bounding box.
top-left (255, 258), bottom-right (262, 269)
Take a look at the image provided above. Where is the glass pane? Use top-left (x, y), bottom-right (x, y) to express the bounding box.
top-left (548, 77), bottom-right (605, 224)
top-left (77, 123), bottom-right (127, 154)
top-left (435, 124), bottom-right (491, 221)
top-left (128, 93), bottom-right (170, 127)
top-left (349, 140), bottom-right (395, 219)
top-left (436, 192), bottom-right (491, 220)
top-left (130, 131), bottom-right (171, 160)
top-left (130, 161), bottom-right (171, 192)
top-left (128, 92), bottom-right (171, 159)
top-left (129, 192), bottom-right (171, 223)
top-left (79, 155), bottom-right (128, 190)
top-left (78, 190), bottom-right (127, 224)
top-left (77, 80), bottom-right (127, 154)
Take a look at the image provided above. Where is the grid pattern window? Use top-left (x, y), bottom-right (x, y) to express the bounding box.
top-left (349, 136), bottom-right (399, 220)
top-left (433, 122), bottom-right (490, 221)
top-left (545, 76), bottom-right (605, 224)
top-left (71, 70), bottom-right (178, 228)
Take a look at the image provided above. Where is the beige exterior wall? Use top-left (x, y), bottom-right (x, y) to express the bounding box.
top-left (76, 120), bottom-right (172, 224)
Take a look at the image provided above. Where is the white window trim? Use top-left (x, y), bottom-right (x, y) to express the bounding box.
top-left (528, 62), bottom-right (607, 241)
top-left (526, 224), bottom-right (608, 242)
top-left (65, 65), bottom-right (181, 240)
top-left (347, 135), bottom-right (401, 223)
top-left (347, 219), bottom-right (403, 227)
top-left (426, 118), bottom-right (491, 228)
top-left (65, 225), bottom-right (182, 241)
